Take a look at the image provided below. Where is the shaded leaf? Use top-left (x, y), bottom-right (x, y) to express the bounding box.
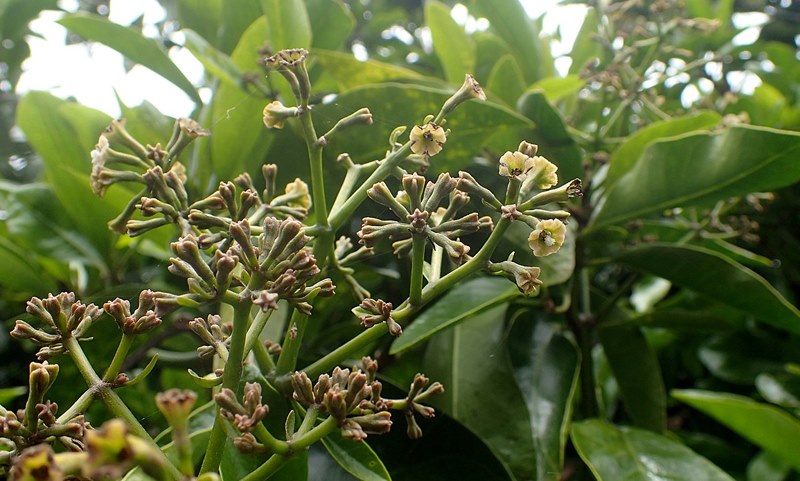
top-left (426, 0), bottom-right (475, 84)
top-left (486, 54), bottom-right (526, 107)
top-left (568, 8), bottom-right (602, 75)
top-left (183, 29), bottom-right (243, 88)
top-left (175, 0), bottom-right (222, 46)
top-left (307, 0), bottom-right (355, 51)
top-left (261, 0), bottom-right (311, 50)
top-left (218, 0), bottom-right (262, 53)
top-left (471, 0), bottom-right (542, 82)
top-left (320, 431), bottom-right (391, 481)
top-left (571, 419), bottom-right (735, 481)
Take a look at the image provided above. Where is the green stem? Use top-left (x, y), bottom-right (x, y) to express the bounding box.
top-left (295, 406), bottom-right (318, 436)
top-left (244, 309), bottom-right (273, 358)
top-left (409, 234), bottom-right (426, 306)
top-left (103, 333), bottom-right (134, 382)
top-left (275, 310), bottom-right (308, 375)
top-left (200, 302), bottom-right (251, 474)
top-left (253, 339), bottom-right (277, 373)
top-left (251, 423), bottom-right (289, 455)
top-left (56, 389), bottom-right (94, 424)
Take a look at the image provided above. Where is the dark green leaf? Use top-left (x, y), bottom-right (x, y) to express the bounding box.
top-left (261, 0), bottom-right (311, 50)
top-left (571, 419), bottom-right (735, 481)
top-left (423, 306), bottom-right (536, 481)
top-left (591, 126), bottom-right (800, 230)
top-left (320, 431), bottom-right (391, 481)
top-left (0, 237), bottom-right (55, 294)
top-left (390, 277), bottom-right (518, 355)
top-left (426, 0), bottom-right (475, 84)
top-left (307, 0), bottom-right (355, 51)
top-left (486, 54), bottom-right (526, 107)
top-left (616, 243), bottom-right (800, 333)
top-left (673, 389), bottom-right (800, 471)
top-left (57, 14), bottom-right (201, 104)
top-left (598, 325), bottom-right (666, 432)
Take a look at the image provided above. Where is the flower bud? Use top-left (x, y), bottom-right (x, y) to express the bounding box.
top-left (440, 74), bottom-right (486, 117)
top-left (263, 100), bottom-right (300, 129)
top-left (291, 371), bottom-right (316, 407)
top-left (9, 444), bottom-right (62, 481)
top-left (489, 261), bottom-right (543, 295)
top-left (367, 182), bottom-right (411, 218)
top-left (455, 171), bottom-right (502, 210)
top-left (422, 173), bottom-right (457, 212)
top-left (323, 387), bottom-right (348, 421)
top-left (155, 389), bottom-right (197, 427)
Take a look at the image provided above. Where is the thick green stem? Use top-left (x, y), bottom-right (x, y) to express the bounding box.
top-left (275, 310), bottom-right (308, 375)
top-left (56, 389), bottom-right (94, 424)
top-left (244, 309), bottom-right (273, 358)
top-left (200, 302), bottom-right (251, 474)
top-left (253, 339), bottom-right (276, 373)
top-left (103, 333), bottom-right (134, 382)
top-left (409, 235), bottom-right (426, 306)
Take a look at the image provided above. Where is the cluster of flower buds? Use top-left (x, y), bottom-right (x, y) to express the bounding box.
top-left (188, 314), bottom-right (231, 361)
top-left (11, 293), bottom-right (102, 359)
top-left (359, 172), bottom-right (492, 263)
top-left (215, 383), bottom-right (270, 453)
top-left (488, 255), bottom-right (544, 296)
top-left (0, 362), bottom-right (87, 457)
top-left (90, 117), bottom-right (208, 234)
top-left (395, 374), bottom-right (444, 440)
top-left (102, 290), bottom-right (161, 336)
top-left (351, 298), bottom-right (402, 336)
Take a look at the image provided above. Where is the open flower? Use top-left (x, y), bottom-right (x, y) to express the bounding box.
top-left (498, 151), bottom-right (536, 180)
top-left (409, 122), bottom-right (446, 157)
top-left (263, 100), bottom-right (299, 129)
top-left (526, 156), bottom-right (559, 190)
top-left (528, 219), bottom-right (567, 257)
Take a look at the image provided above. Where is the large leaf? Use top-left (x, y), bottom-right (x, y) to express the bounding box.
top-left (598, 325), bottom-right (666, 432)
top-left (616, 243), bottom-right (800, 334)
top-left (57, 14), bottom-right (200, 104)
top-left (426, 0), bottom-right (475, 84)
top-left (320, 431), bottom-right (391, 481)
top-left (390, 277), bottom-right (518, 355)
top-left (486, 54), bottom-right (526, 107)
top-left (314, 50), bottom-right (423, 92)
top-left (175, 0), bottom-right (222, 46)
top-left (183, 29), bottom-right (243, 89)
top-left (261, 0), bottom-right (311, 50)
top-left (307, 0), bottom-right (355, 51)
top-left (673, 389), bottom-right (800, 471)
top-left (568, 8), bottom-right (602, 75)
top-left (423, 306), bottom-right (536, 481)
top-left (218, 0), bottom-right (262, 53)
top-left (0, 237), bottom-right (56, 295)
top-left (604, 112), bottom-right (721, 188)
top-left (590, 126), bottom-right (800, 230)
top-left (571, 419), bottom-right (735, 481)
top-left (529, 328), bottom-right (580, 481)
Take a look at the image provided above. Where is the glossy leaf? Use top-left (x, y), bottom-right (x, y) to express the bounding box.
top-left (261, 0), bottom-right (311, 50)
top-left (598, 325), bottom-right (666, 432)
top-left (423, 306), bottom-right (536, 481)
top-left (471, 0), bottom-right (542, 82)
top-left (673, 389), bottom-right (800, 471)
top-left (390, 277), bottom-right (518, 355)
top-left (616, 243), bottom-right (800, 333)
top-left (307, 0), bottom-right (355, 51)
top-left (572, 419), bottom-right (735, 481)
top-left (426, 0), bottom-right (474, 84)
top-left (755, 373), bottom-right (800, 409)
top-left (591, 126), bottom-right (800, 230)
top-left (320, 431), bottom-right (391, 481)
top-left (529, 329), bottom-right (580, 481)
top-left (605, 112), bottom-right (721, 188)
top-left (486, 54), bottom-right (526, 107)
top-left (57, 14), bottom-right (200, 104)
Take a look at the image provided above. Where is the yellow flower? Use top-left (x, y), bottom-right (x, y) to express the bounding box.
top-left (526, 156), bottom-right (559, 190)
top-left (263, 100), bottom-right (298, 129)
top-left (498, 151), bottom-right (536, 180)
top-left (528, 219), bottom-right (566, 257)
top-left (409, 122), bottom-right (446, 157)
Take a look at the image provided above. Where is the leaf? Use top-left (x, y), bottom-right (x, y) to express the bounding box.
top-left (307, 0), bottom-right (355, 51)
top-left (529, 75), bottom-right (585, 104)
top-left (629, 276), bottom-right (672, 313)
top-left (218, 0), bottom-right (262, 53)
top-left (176, 0), bottom-right (222, 46)
top-left (426, 0), bottom-right (475, 84)
top-left (423, 306), bottom-right (536, 481)
top-left (320, 431), bottom-right (391, 481)
top-left (390, 277), bottom-right (518, 355)
top-left (568, 8), bottom-right (602, 75)
top-left (470, 0), bottom-right (542, 82)
top-left (571, 419), bottom-right (736, 481)
top-left (673, 389), bottom-right (800, 471)
top-left (486, 54), bottom-right (526, 107)
top-left (747, 451), bottom-right (791, 481)
top-left (529, 329), bottom-right (580, 481)
top-left (261, 0), bottom-right (311, 50)
top-left (57, 14), bottom-right (200, 104)
top-left (314, 50), bottom-right (423, 92)
top-left (605, 112), bottom-right (721, 188)
top-left (616, 243), bottom-right (800, 334)
top-left (590, 126), bottom-right (800, 230)
top-left (0, 386), bottom-right (27, 405)
top-left (183, 29), bottom-right (243, 88)
top-left (598, 325), bottom-right (667, 432)
top-left (755, 373), bottom-right (800, 409)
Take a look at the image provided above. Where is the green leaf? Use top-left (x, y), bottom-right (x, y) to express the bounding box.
top-left (673, 389), bottom-right (800, 471)
top-left (183, 29), bottom-right (243, 88)
top-left (590, 126), bottom-right (800, 230)
top-left (218, 0), bottom-right (262, 53)
top-left (423, 306), bottom-right (536, 481)
top-left (571, 419), bottom-right (735, 481)
top-left (530, 330), bottom-right (580, 481)
top-left (57, 14), bottom-right (200, 104)
top-left (426, 0), bottom-right (475, 84)
top-left (604, 112), bottom-right (721, 188)
top-left (314, 50), bottom-right (423, 92)
top-left (598, 325), bottom-right (666, 432)
top-left (568, 8), bottom-right (602, 75)
top-left (529, 75), bottom-right (584, 104)
top-left (307, 0), bottom-right (355, 51)
top-left (176, 0), bottom-right (222, 46)
top-left (616, 243), bottom-right (800, 334)
top-left (747, 451), bottom-right (791, 481)
top-left (486, 54), bottom-right (526, 107)
top-left (755, 373), bottom-right (800, 409)
top-left (471, 0), bottom-right (542, 82)
top-left (390, 277), bottom-right (518, 355)
top-left (261, 0), bottom-right (311, 49)
top-left (320, 431), bottom-right (391, 481)
top-left (0, 386), bottom-right (27, 405)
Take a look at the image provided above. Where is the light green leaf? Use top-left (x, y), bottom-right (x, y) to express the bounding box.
top-left (0, 237), bottom-right (56, 294)
top-left (616, 243), bottom-right (800, 334)
top-left (426, 0), bottom-right (475, 84)
top-left (175, 0), bottom-right (221, 47)
top-left (314, 50), bottom-right (423, 92)
top-left (320, 431), bottom-right (391, 481)
top-left (747, 451), bottom-right (791, 481)
top-left (390, 277), bottom-right (518, 355)
top-left (471, 0), bottom-right (542, 82)
top-left (183, 29), bottom-right (243, 88)
top-left (307, 0), bottom-right (355, 50)
top-left (486, 54), bottom-right (526, 107)
top-left (673, 389), bottom-right (800, 471)
top-left (571, 419), bottom-right (735, 481)
top-left (261, 0), bottom-right (311, 50)
top-left (58, 14), bottom-right (200, 104)
top-left (0, 386), bottom-right (27, 405)
top-left (605, 112), bottom-right (721, 188)
top-left (218, 0), bottom-right (262, 53)
top-left (529, 75), bottom-right (584, 104)
top-left (568, 8), bottom-right (601, 75)
top-left (756, 373), bottom-right (800, 409)
top-left (423, 306), bottom-right (536, 481)
top-left (590, 126), bottom-right (800, 230)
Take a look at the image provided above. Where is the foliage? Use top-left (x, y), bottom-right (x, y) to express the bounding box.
top-left (1, 0), bottom-right (800, 480)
